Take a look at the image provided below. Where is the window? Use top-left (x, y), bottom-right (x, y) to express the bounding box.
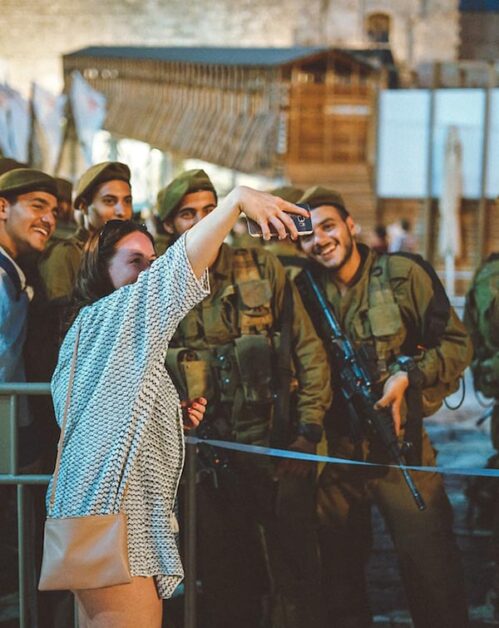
top-left (366, 13), bottom-right (391, 45)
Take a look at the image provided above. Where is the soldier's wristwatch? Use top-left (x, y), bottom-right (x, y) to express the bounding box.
top-left (393, 356), bottom-right (425, 388)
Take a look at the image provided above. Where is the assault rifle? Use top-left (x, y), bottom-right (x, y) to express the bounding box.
top-left (296, 268), bottom-right (426, 511)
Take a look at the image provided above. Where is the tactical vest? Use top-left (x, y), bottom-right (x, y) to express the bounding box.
top-left (166, 248), bottom-right (280, 410)
top-left (363, 252), bottom-right (454, 416)
top-left (366, 254), bottom-right (406, 375)
top-left (466, 254), bottom-right (499, 397)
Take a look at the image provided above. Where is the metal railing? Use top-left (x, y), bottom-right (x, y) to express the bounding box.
top-left (0, 383), bottom-right (199, 628)
top-left (0, 383), bottom-right (52, 628)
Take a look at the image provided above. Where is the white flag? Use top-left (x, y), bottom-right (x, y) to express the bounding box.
top-left (0, 84), bottom-right (31, 162)
top-left (438, 126), bottom-right (463, 259)
top-left (32, 83), bottom-right (67, 174)
top-left (0, 86), bottom-right (11, 156)
top-left (70, 71), bottom-right (106, 166)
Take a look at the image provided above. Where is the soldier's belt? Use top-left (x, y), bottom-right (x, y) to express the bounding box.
top-left (186, 436), bottom-right (499, 479)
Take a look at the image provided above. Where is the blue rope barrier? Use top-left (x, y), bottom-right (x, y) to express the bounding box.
top-left (186, 436), bottom-right (499, 478)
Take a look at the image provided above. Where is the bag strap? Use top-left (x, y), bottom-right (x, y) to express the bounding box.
top-left (0, 250), bottom-right (23, 300)
top-left (388, 252), bottom-right (450, 348)
top-left (49, 326), bottom-right (80, 513)
top-left (270, 277), bottom-right (294, 449)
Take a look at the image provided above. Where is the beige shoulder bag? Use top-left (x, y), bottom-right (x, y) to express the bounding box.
top-left (39, 328), bottom-right (131, 591)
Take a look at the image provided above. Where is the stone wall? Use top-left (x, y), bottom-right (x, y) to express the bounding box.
top-left (459, 12), bottom-right (499, 60)
top-left (0, 0), bottom-right (460, 96)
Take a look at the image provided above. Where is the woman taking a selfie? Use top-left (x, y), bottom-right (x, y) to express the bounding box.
top-left (44, 186), bottom-right (307, 628)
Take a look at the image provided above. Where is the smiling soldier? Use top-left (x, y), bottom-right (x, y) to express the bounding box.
top-left (296, 186), bottom-right (472, 628)
top-left (0, 168), bottom-right (58, 389)
top-left (0, 166), bottom-right (59, 466)
top-left (38, 161), bottom-right (132, 301)
top-left (158, 170), bottom-right (331, 628)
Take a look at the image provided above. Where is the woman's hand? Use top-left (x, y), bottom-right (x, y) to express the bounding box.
top-left (181, 397), bottom-right (207, 431)
top-left (185, 186), bottom-right (311, 277)
top-left (233, 186), bottom-right (310, 242)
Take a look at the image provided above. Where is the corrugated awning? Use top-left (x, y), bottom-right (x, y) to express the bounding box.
top-left (63, 46), bottom-right (377, 174)
top-left (64, 46), bottom-right (330, 67)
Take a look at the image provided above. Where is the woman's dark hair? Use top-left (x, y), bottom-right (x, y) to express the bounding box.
top-left (68, 220), bottom-right (155, 326)
top-left (1, 192), bottom-right (18, 205)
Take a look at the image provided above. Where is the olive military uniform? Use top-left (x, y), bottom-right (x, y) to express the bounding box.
top-left (265, 240), bottom-right (307, 281)
top-left (38, 226), bottom-right (88, 300)
top-left (307, 244), bottom-right (471, 628)
top-left (37, 161), bottom-right (130, 301)
top-left (168, 242), bottom-right (331, 628)
top-left (464, 253), bottom-right (499, 441)
top-left (464, 253), bottom-right (499, 613)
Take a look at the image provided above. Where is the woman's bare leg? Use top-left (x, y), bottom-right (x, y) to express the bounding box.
top-left (74, 576), bottom-right (162, 628)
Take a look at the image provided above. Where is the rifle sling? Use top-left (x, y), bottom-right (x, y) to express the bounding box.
top-left (270, 278), bottom-right (293, 449)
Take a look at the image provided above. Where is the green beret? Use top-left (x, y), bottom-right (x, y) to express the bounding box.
top-left (298, 186), bottom-right (348, 216)
top-left (0, 158), bottom-right (27, 176)
top-left (54, 177), bottom-right (73, 204)
top-left (269, 186), bottom-right (304, 204)
top-left (74, 161), bottom-right (131, 209)
top-left (158, 169), bottom-right (217, 221)
top-left (0, 168), bottom-right (58, 198)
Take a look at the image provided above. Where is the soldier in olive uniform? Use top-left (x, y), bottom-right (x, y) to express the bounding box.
top-left (38, 161), bottom-right (132, 300)
top-left (297, 187), bottom-right (471, 628)
top-left (464, 252), bottom-right (499, 432)
top-left (52, 177), bottom-right (75, 240)
top-left (464, 251), bottom-right (499, 613)
top-left (158, 170), bottom-right (332, 628)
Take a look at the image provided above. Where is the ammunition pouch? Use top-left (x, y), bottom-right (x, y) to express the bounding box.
top-left (166, 348), bottom-right (217, 401)
top-left (234, 335), bottom-right (274, 404)
top-left (367, 300), bottom-right (404, 375)
top-left (237, 278), bottom-right (273, 334)
top-left (166, 336), bottom-right (275, 406)
top-left (473, 353), bottom-right (499, 399)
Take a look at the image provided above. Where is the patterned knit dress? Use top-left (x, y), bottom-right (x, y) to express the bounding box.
top-left (48, 235), bottom-right (209, 597)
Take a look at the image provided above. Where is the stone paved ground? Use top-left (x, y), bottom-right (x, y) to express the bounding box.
top-left (368, 371), bottom-right (499, 627)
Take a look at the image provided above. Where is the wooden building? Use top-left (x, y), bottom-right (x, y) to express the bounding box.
top-left (63, 46), bottom-right (382, 229)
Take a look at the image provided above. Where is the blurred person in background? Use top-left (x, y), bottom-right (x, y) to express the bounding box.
top-left (464, 250), bottom-right (499, 616)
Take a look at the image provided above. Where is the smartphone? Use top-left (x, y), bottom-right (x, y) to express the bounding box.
top-left (246, 203), bottom-right (313, 238)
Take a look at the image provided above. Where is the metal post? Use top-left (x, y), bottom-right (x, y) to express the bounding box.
top-left (184, 440), bottom-right (197, 628)
top-left (74, 594), bottom-right (80, 628)
top-left (0, 385), bottom-right (53, 628)
top-left (422, 63), bottom-right (439, 261)
top-left (17, 483), bottom-right (26, 628)
top-left (477, 62), bottom-right (495, 263)
top-left (373, 80), bottom-right (382, 225)
top-left (9, 393), bottom-right (18, 475)
top-left (8, 393), bottom-right (25, 628)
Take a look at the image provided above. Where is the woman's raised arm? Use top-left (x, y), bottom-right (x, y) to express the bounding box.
top-left (184, 186), bottom-right (309, 278)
